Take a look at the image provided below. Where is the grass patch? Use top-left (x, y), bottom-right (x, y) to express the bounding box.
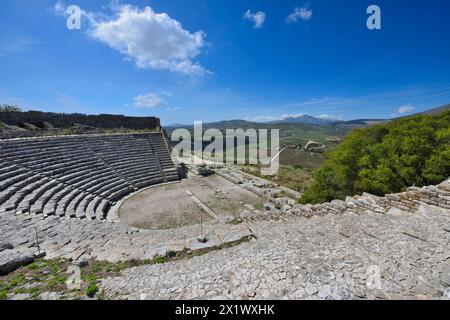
top-left (86, 283), bottom-right (99, 298)
top-left (240, 164), bottom-right (314, 193)
top-left (0, 235), bottom-right (254, 300)
top-left (153, 256), bottom-right (166, 264)
top-left (0, 289), bottom-right (8, 300)
top-left (0, 259), bottom-right (70, 300)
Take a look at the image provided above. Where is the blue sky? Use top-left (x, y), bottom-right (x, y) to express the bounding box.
top-left (1, 0), bottom-right (450, 125)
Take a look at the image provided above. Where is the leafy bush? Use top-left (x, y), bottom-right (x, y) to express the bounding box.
top-left (154, 255), bottom-right (165, 264)
top-left (300, 111), bottom-right (450, 204)
top-left (86, 283), bottom-right (99, 298)
top-left (0, 104), bottom-right (22, 113)
top-left (165, 250), bottom-right (177, 258)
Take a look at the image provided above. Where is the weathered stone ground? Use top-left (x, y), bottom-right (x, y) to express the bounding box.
top-left (100, 203), bottom-right (450, 300)
top-left (1, 164), bottom-right (449, 300)
top-left (100, 171), bottom-right (450, 300)
top-left (117, 174), bottom-right (263, 230)
top-left (0, 211), bottom-right (252, 272)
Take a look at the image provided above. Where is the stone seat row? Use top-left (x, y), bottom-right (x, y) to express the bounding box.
top-left (0, 133), bottom-right (179, 220)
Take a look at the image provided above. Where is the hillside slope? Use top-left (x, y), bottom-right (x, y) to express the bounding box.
top-left (301, 110), bottom-right (450, 204)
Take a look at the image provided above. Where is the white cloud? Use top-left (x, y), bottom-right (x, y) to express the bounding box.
top-left (134, 93), bottom-right (166, 108)
top-left (91, 5), bottom-right (208, 76)
top-left (398, 103), bottom-right (416, 114)
top-left (0, 33), bottom-right (39, 56)
top-left (286, 6), bottom-right (313, 23)
top-left (249, 115), bottom-right (282, 122)
top-left (53, 1), bottom-right (99, 24)
top-left (54, 1), bottom-right (65, 15)
top-left (54, 2), bottom-right (209, 76)
top-left (248, 113), bottom-right (341, 123)
top-left (243, 10), bottom-right (266, 29)
top-left (165, 106), bottom-right (182, 112)
top-left (317, 114), bottom-right (342, 120)
top-left (280, 113), bottom-right (306, 119)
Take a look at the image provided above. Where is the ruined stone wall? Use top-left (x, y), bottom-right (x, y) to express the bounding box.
top-left (216, 166), bottom-right (450, 219)
top-left (0, 111), bottom-right (160, 130)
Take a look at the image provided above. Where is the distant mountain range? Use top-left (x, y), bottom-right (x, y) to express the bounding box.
top-left (266, 114), bottom-right (339, 126)
top-left (166, 104), bottom-right (449, 128)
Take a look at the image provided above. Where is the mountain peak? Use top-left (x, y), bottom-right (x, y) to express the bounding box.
top-left (266, 114), bottom-right (341, 125)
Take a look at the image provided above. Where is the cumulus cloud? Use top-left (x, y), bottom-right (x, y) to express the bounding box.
top-left (286, 6), bottom-right (313, 23)
top-left (398, 103), bottom-right (416, 114)
top-left (54, 2), bottom-right (209, 76)
top-left (134, 93), bottom-right (166, 108)
top-left (243, 10), bottom-right (266, 29)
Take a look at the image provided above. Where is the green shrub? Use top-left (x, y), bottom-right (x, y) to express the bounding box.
top-left (165, 250), bottom-right (177, 258)
top-left (86, 283), bottom-right (98, 298)
top-left (300, 111), bottom-right (450, 204)
top-left (154, 256), bottom-right (165, 264)
top-left (0, 289), bottom-right (8, 300)
top-left (9, 274), bottom-right (26, 287)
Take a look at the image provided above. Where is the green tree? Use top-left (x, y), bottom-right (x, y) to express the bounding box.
top-left (300, 111), bottom-right (450, 204)
top-left (0, 104), bottom-right (22, 113)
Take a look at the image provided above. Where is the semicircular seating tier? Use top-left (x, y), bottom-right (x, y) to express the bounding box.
top-left (0, 133), bottom-right (179, 221)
